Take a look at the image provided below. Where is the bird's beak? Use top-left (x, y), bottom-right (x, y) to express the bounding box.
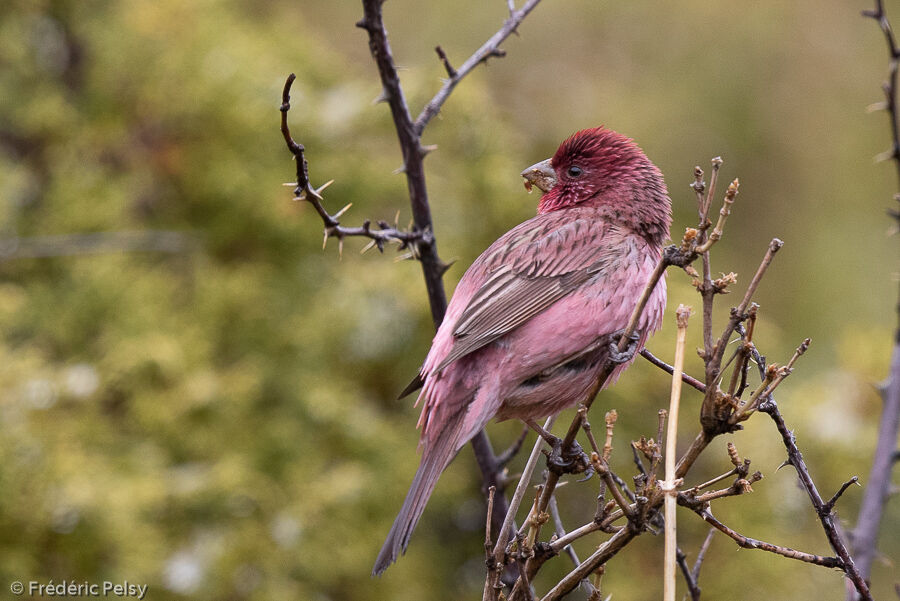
top-left (521, 158), bottom-right (557, 193)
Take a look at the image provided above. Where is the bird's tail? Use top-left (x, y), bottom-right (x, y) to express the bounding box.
top-left (372, 416), bottom-right (463, 576)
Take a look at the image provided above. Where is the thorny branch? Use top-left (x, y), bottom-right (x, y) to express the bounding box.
top-left (853, 3), bottom-right (900, 598)
top-left (280, 75), bottom-right (426, 258)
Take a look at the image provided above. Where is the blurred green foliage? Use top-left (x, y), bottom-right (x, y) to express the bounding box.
top-left (0, 0), bottom-right (897, 599)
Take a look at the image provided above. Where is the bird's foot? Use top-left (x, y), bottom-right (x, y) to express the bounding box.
top-left (544, 437), bottom-right (592, 477)
top-left (608, 329), bottom-right (640, 364)
top-left (525, 419), bottom-right (592, 478)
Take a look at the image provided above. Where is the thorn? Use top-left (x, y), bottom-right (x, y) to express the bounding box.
top-left (867, 101), bottom-right (889, 112)
top-left (875, 146), bottom-right (900, 162)
top-left (394, 251), bottom-right (415, 262)
top-left (333, 203), bottom-right (353, 219)
top-left (420, 144), bottom-right (439, 156)
top-left (322, 230), bottom-right (329, 250)
top-left (360, 239), bottom-right (377, 254)
top-left (338, 237), bottom-right (344, 260)
top-left (316, 180), bottom-right (335, 195)
top-left (394, 210), bottom-right (401, 226)
top-left (438, 258), bottom-right (457, 276)
top-left (393, 165), bottom-right (407, 175)
top-left (282, 182), bottom-right (298, 186)
top-left (776, 459), bottom-right (791, 471)
top-left (372, 89), bottom-right (389, 104)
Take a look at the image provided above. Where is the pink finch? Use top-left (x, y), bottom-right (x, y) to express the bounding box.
top-left (373, 126), bottom-right (671, 575)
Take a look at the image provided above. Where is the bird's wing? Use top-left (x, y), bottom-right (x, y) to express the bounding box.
top-left (434, 211), bottom-right (621, 373)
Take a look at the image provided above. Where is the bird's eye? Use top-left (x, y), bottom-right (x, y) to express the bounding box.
top-left (567, 166), bottom-right (583, 178)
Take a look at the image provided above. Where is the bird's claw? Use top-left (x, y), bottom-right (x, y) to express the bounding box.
top-left (543, 437), bottom-right (591, 476)
top-left (608, 329), bottom-right (639, 364)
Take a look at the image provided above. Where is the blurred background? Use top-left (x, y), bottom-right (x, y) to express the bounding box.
top-left (0, 0), bottom-right (897, 599)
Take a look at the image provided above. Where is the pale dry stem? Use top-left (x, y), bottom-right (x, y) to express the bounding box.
top-left (663, 305), bottom-right (691, 601)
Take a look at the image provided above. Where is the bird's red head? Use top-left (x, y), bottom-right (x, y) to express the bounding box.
top-left (535, 127), bottom-right (671, 244)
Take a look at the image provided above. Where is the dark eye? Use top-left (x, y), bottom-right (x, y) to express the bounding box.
top-left (567, 165), bottom-right (583, 178)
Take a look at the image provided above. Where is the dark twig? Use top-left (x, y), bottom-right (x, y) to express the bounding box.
top-left (547, 496), bottom-right (598, 596)
top-left (640, 348), bottom-right (707, 393)
top-left (823, 476), bottom-right (860, 515)
top-left (692, 509), bottom-right (842, 568)
top-left (434, 46), bottom-right (457, 78)
top-left (497, 426), bottom-right (531, 467)
top-left (709, 238), bottom-right (782, 379)
top-left (675, 547), bottom-right (701, 601)
top-left (691, 528), bottom-right (716, 585)
top-left (759, 401), bottom-right (873, 600)
top-left (356, 2), bottom-right (449, 327)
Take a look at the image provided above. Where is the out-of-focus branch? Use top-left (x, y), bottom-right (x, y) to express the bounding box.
top-left (0, 230), bottom-right (195, 260)
top-left (863, 0), bottom-right (900, 192)
top-left (853, 4), bottom-right (900, 597)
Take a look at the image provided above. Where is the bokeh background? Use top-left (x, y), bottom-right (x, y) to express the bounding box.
top-left (1, 0), bottom-right (897, 599)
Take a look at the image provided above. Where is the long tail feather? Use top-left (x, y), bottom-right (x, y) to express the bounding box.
top-left (372, 418), bottom-right (462, 576)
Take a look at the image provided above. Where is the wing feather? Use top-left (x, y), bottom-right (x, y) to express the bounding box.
top-left (434, 212), bottom-right (621, 372)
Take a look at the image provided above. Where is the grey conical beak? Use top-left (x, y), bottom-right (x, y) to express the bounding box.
top-left (521, 158), bottom-right (557, 193)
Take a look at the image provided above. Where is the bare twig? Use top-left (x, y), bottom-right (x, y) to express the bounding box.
top-left (414, 0), bottom-right (545, 133)
top-left (540, 527), bottom-right (638, 601)
top-left (434, 45), bottom-right (457, 78)
top-left (695, 179), bottom-right (738, 254)
top-left (709, 238), bottom-right (783, 379)
top-left (493, 416), bottom-right (555, 559)
top-left (759, 400), bottom-right (873, 600)
top-left (640, 348), bottom-right (707, 393)
top-left (691, 528), bottom-right (716, 586)
top-left (497, 425), bottom-right (531, 467)
top-left (692, 509), bottom-right (842, 568)
top-left (547, 496), bottom-right (599, 596)
top-left (863, 0), bottom-right (900, 190)
top-left (823, 476), bottom-right (860, 515)
top-left (675, 547), bottom-right (701, 601)
top-left (485, 486), bottom-right (497, 555)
